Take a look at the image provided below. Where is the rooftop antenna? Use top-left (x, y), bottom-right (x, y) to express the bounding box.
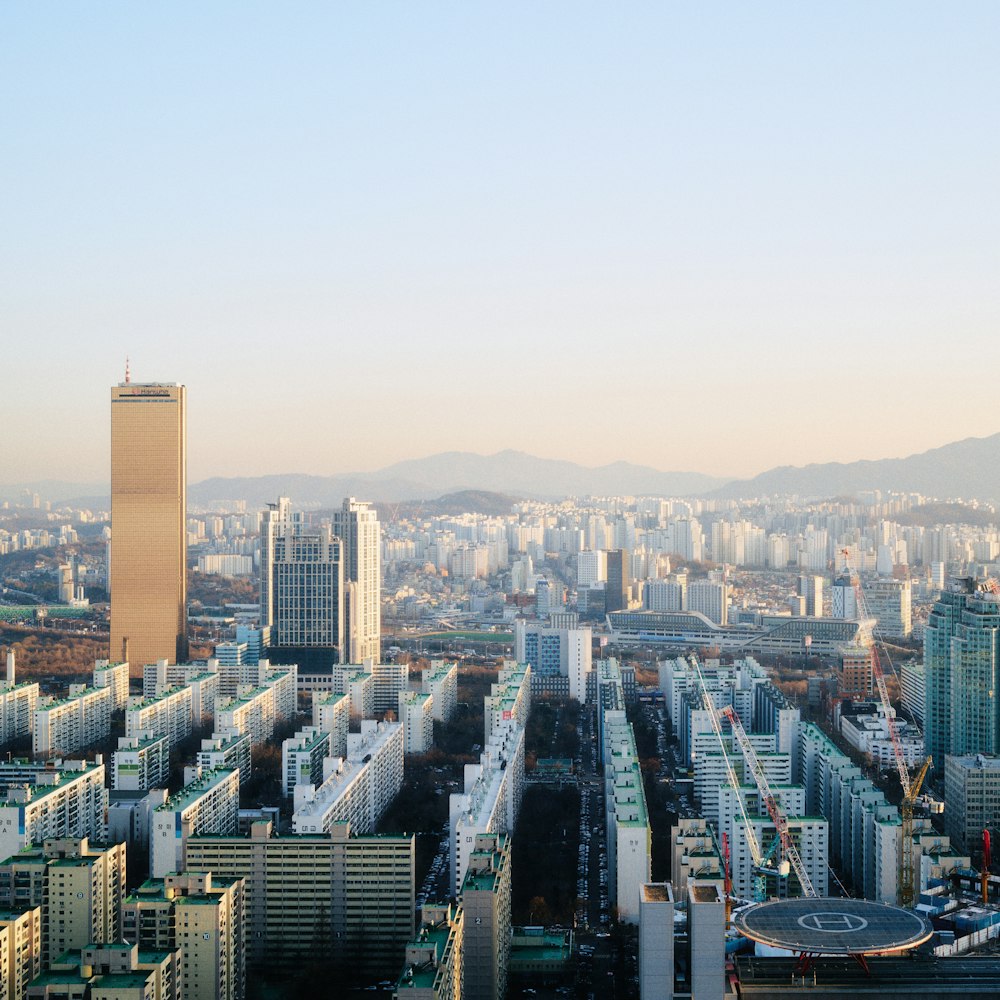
top-left (125, 356), bottom-right (131, 384)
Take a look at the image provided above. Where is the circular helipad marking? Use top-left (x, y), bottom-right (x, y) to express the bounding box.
top-left (797, 912), bottom-right (869, 934)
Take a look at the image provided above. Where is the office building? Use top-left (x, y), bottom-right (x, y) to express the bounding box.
top-left (840, 645), bottom-right (874, 699)
top-left (333, 498), bottom-right (382, 663)
top-left (186, 820), bottom-right (414, 977)
top-left (514, 620), bottom-right (591, 702)
top-left (687, 580), bottom-right (728, 625)
top-left (798, 574), bottom-right (824, 617)
top-left (123, 872), bottom-right (245, 1000)
top-left (944, 754), bottom-right (1000, 852)
top-left (461, 833), bottom-right (512, 1000)
top-left (923, 582), bottom-right (1000, 761)
top-left (110, 380), bottom-right (187, 674)
top-left (0, 762), bottom-right (107, 864)
top-left (900, 662), bottom-right (925, 725)
top-left (261, 498), bottom-right (344, 670)
top-left (150, 768), bottom-right (240, 877)
top-left (605, 549), bottom-right (627, 613)
top-left (864, 577), bottom-right (912, 639)
top-left (0, 837), bottom-right (126, 966)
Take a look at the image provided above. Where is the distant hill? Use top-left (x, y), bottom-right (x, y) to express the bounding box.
top-left (16, 433), bottom-right (1000, 510)
top-left (185, 451), bottom-right (728, 507)
top-left (712, 433), bottom-right (1000, 502)
top-left (374, 490), bottom-right (521, 520)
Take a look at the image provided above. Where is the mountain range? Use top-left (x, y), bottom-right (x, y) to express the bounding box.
top-left (6, 434), bottom-right (1000, 508)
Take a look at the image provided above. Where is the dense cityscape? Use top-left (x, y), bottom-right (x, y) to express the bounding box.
top-left (2, 380), bottom-right (1000, 998)
top-left (6, 4), bottom-right (1000, 997)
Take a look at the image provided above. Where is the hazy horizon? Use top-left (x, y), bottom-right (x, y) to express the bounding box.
top-left (5, 3), bottom-right (999, 484)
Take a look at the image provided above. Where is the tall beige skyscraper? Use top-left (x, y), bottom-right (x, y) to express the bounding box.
top-left (110, 380), bottom-right (187, 675)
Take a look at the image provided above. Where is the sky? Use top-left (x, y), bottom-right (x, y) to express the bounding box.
top-left (3, 3), bottom-right (999, 486)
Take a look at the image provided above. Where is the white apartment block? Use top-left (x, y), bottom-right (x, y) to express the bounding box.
top-left (150, 767), bottom-right (241, 877)
top-left (112, 733), bottom-right (171, 791)
top-left (484, 662), bottom-right (532, 745)
top-left (197, 731), bottom-right (252, 785)
top-left (292, 721), bottom-right (403, 836)
top-left (727, 814), bottom-right (829, 899)
top-left (669, 819), bottom-right (723, 897)
top-left (0, 761), bottom-right (107, 862)
top-left (422, 661), bottom-right (458, 724)
top-left (282, 726), bottom-right (332, 797)
top-left (602, 715), bottom-right (651, 923)
top-left (33, 683), bottom-right (113, 757)
top-left (328, 666), bottom-right (375, 720)
top-left (449, 722), bottom-right (525, 898)
top-left (312, 690), bottom-right (350, 757)
top-left (216, 685), bottom-right (276, 748)
top-left (0, 652), bottom-right (38, 745)
top-left (92, 659), bottom-right (130, 712)
top-left (125, 686), bottom-right (193, 751)
top-left (399, 691), bottom-right (433, 755)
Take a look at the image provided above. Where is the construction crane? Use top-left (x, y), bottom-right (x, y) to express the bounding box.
top-left (723, 703), bottom-right (818, 898)
top-left (983, 829), bottom-right (992, 905)
top-left (840, 549), bottom-right (934, 907)
top-left (693, 660), bottom-right (779, 902)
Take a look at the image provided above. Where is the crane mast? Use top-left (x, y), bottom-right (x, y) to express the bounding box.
top-left (841, 549), bottom-right (931, 906)
top-left (722, 704), bottom-right (817, 898)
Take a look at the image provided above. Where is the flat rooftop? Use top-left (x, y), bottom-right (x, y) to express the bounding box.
top-left (735, 898), bottom-right (932, 956)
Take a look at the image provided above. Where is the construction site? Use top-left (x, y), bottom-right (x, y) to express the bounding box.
top-left (639, 565), bottom-right (1000, 997)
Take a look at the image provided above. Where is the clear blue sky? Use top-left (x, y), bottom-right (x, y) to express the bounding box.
top-left (3, 3), bottom-right (999, 484)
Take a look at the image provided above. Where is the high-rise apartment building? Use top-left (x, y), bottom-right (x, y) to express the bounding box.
top-left (924, 581), bottom-right (1000, 763)
top-left (334, 498), bottom-right (382, 662)
top-left (0, 837), bottom-right (126, 965)
top-left (110, 380), bottom-right (187, 674)
top-left (461, 833), bottom-right (512, 1000)
top-left (123, 872), bottom-right (246, 1000)
top-left (260, 498), bottom-right (344, 670)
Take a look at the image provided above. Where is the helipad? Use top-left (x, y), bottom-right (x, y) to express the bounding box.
top-left (733, 898), bottom-right (932, 956)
